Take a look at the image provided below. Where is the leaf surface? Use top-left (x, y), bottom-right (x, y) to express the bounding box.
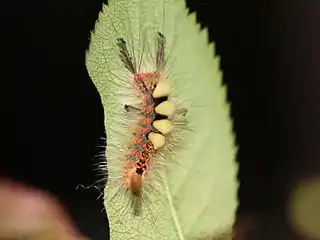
top-left (86, 0), bottom-right (238, 239)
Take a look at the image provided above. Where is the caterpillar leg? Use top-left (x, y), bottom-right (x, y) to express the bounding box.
top-left (125, 104), bottom-right (187, 117)
top-left (124, 104), bottom-right (141, 112)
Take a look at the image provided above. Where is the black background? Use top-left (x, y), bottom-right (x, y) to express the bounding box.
top-left (3, 0), bottom-right (320, 239)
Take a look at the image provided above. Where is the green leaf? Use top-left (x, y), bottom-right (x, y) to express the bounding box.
top-left (86, 0), bottom-right (238, 239)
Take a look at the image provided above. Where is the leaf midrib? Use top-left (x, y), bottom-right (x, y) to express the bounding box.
top-left (164, 177), bottom-right (185, 240)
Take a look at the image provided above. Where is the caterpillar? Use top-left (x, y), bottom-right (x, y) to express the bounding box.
top-left (86, 0), bottom-right (238, 239)
top-left (116, 31), bottom-right (190, 216)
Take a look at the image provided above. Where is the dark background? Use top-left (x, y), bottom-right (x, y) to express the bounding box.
top-left (3, 0), bottom-right (320, 239)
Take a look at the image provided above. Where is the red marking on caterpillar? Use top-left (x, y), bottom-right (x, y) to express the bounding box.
top-left (134, 72), bottom-right (159, 82)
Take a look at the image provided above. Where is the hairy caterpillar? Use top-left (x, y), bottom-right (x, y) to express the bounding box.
top-left (86, 0), bottom-right (238, 239)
